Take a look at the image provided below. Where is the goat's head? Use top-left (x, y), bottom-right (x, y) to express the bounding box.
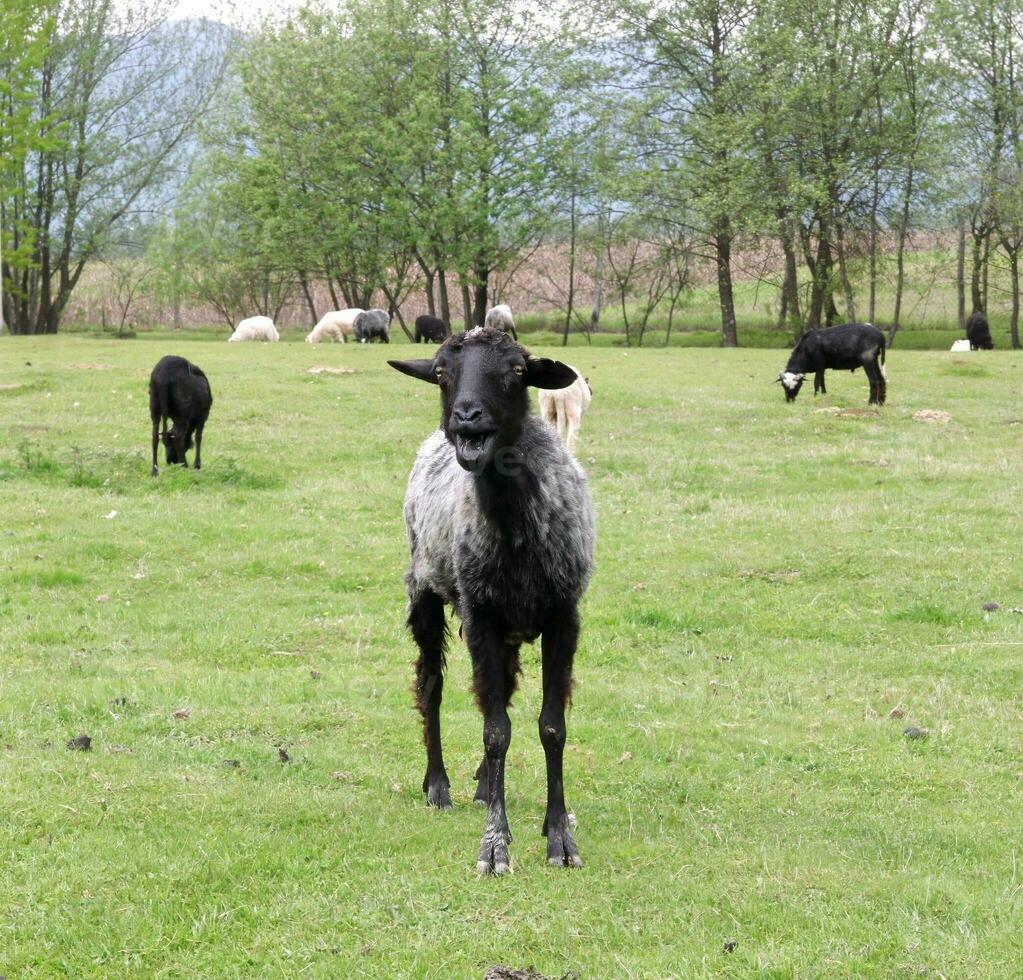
top-left (162, 426), bottom-right (193, 464)
top-left (389, 327), bottom-right (576, 472)
top-left (776, 371), bottom-right (805, 401)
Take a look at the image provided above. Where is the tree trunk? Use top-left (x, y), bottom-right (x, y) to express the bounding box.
top-left (472, 267), bottom-right (488, 327)
top-left (563, 185), bottom-right (577, 347)
top-left (715, 225), bottom-right (738, 347)
top-left (868, 172), bottom-right (880, 325)
top-left (0, 216), bottom-right (5, 335)
top-left (834, 215), bottom-right (856, 322)
top-left (424, 268), bottom-right (436, 317)
top-left (891, 165), bottom-right (915, 344)
top-left (381, 284), bottom-right (415, 341)
top-left (805, 226), bottom-right (832, 332)
top-left (1011, 250), bottom-right (1021, 349)
top-left (778, 216), bottom-right (802, 334)
top-left (838, 219), bottom-right (855, 323)
top-left (981, 229), bottom-right (992, 310)
top-left (956, 222), bottom-right (967, 329)
top-left (437, 268), bottom-right (451, 329)
top-left (300, 274), bottom-right (318, 326)
top-left (970, 227), bottom-right (984, 313)
top-left (461, 280), bottom-right (472, 331)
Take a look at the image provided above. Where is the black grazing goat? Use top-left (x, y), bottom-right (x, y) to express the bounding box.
top-left (966, 311), bottom-right (994, 350)
top-left (389, 327), bottom-right (595, 874)
top-left (414, 314), bottom-right (448, 344)
top-left (778, 323), bottom-right (888, 405)
top-left (149, 355), bottom-right (212, 476)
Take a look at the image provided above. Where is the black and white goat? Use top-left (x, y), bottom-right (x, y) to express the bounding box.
top-left (778, 323), bottom-right (888, 405)
top-left (389, 327), bottom-right (595, 875)
top-left (353, 308), bottom-right (390, 343)
top-left (149, 355), bottom-right (212, 476)
top-left (966, 311), bottom-right (994, 350)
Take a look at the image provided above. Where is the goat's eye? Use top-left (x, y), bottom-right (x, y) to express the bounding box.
top-left (512, 364), bottom-right (526, 377)
top-left (434, 367), bottom-right (445, 381)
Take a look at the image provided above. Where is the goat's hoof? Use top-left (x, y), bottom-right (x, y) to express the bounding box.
top-left (544, 814), bottom-right (582, 868)
top-left (473, 770), bottom-right (489, 807)
top-left (476, 829), bottom-right (512, 875)
top-left (425, 776), bottom-right (452, 809)
top-left (151, 466), bottom-right (159, 477)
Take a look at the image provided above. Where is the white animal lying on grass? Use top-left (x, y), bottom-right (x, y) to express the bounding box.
top-left (306, 309), bottom-right (363, 343)
top-left (538, 364), bottom-right (591, 455)
top-left (229, 316), bottom-right (279, 342)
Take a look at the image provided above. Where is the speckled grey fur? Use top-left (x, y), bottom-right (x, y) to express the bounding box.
top-left (403, 415), bottom-right (594, 641)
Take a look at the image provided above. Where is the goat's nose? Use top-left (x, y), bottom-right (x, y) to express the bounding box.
top-left (453, 403), bottom-right (483, 425)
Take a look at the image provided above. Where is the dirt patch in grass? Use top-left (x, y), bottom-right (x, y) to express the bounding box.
top-left (913, 409), bottom-right (951, 424)
top-left (69, 363), bottom-right (113, 370)
top-left (308, 365), bottom-right (355, 375)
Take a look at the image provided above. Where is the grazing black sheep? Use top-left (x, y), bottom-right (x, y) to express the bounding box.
top-left (966, 311), bottom-right (994, 350)
top-left (353, 308), bottom-right (390, 343)
top-left (389, 327), bottom-right (594, 875)
top-left (778, 323), bottom-right (888, 405)
top-left (414, 314), bottom-right (448, 344)
top-left (149, 355), bottom-right (212, 476)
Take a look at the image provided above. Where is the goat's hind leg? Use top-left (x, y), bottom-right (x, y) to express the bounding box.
top-left (540, 605), bottom-right (582, 868)
top-left (409, 589), bottom-right (452, 809)
top-left (193, 422), bottom-right (204, 471)
top-left (864, 360), bottom-right (883, 405)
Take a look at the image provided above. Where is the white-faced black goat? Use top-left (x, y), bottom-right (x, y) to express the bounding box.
top-left (778, 323), bottom-right (888, 405)
top-left (389, 327), bottom-right (595, 875)
top-left (149, 355), bottom-right (212, 476)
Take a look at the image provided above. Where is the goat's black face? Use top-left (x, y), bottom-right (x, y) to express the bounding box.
top-left (162, 426), bottom-right (192, 464)
top-left (389, 327), bottom-right (577, 473)
top-left (778, 371), bottom-right (805, 402)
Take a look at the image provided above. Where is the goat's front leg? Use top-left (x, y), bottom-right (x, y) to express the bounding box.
top-left (814, 369), bottom-right (826, 396)
top-left (540, 605), bottom-right (582, 868)
top-left (467, 614), bottom-right (517, 875)
top-left (409, 589), bottom-right (452, 809)
top-left (151, 418), bottom-right (160, 476)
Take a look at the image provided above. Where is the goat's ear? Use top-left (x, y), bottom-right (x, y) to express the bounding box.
top-left (525, 357), bottom-right (577, 390)
top-left (388, 359), bottom-right (438, 384)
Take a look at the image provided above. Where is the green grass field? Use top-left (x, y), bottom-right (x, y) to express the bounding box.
top-left (2, 335), bottom-right (1023, 977)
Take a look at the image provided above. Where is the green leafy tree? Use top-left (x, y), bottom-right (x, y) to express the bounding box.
top-left (0, 0), bottom-right (54, 333)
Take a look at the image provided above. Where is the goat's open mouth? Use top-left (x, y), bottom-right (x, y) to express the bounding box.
top-left (454, 430), bottom-right (496, 468)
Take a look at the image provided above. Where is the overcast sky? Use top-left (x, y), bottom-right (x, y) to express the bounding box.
top-left (169, 0), bottom-right (300, 26)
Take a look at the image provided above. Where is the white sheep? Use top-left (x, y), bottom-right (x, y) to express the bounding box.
top-left (306, 308), bottom-right (363, 344)
top-left (228, 316), bottom-right (279, 342)
top-left (484, 304), bottom-right (518, 340)
top-left (538, 364), bottom-right (591, 455)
